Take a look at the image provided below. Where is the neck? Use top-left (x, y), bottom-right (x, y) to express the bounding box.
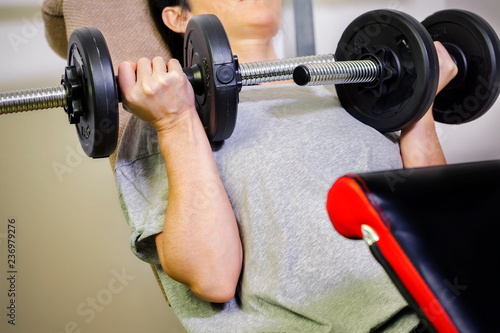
top-left (229, 38), bottom-right (277, 64)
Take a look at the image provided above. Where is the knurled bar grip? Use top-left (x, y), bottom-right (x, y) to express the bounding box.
top-left (293, 60), bottom-right (380, 86)
top-left (0, 85), bottom-right (67, 115)
top-left (239, 54), bottom-right (335, 85)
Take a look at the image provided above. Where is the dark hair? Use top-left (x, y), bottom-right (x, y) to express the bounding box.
top-left (148, 0), bottom-right (191, 64)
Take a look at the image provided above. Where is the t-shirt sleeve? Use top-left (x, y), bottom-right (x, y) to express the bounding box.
top-left (115, 153), bottom-right (168, 265)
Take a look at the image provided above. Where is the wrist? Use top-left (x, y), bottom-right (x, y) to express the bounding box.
top-left (155, 108), bottom-right (210, 156)
top-left (400, 105), bottom-right (446, 167)
top-left (154, 107), bottom-right (200, 138)
top-left (401, 106), bottom-right (436, 136)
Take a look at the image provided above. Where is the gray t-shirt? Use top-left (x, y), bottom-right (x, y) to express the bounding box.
top-left (115, 84), bottom-right (419, 332)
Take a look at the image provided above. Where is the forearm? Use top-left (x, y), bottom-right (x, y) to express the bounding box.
top-left (155, 109), bottom-right (243, 303)
top-left (400, 108), bottom-right (446, 168)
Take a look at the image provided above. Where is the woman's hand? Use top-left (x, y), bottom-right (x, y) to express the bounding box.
top-left (118, 57), bottom-right (197, 133)
top-left (399, 41), bottom-right (458, 168)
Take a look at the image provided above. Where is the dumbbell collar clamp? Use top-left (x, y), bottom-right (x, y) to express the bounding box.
top-left (358, 45), bottom-right (401, 98)
top-left (62, 65), bottom-right (84, 125)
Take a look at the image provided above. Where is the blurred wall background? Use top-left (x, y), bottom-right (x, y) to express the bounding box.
top-left (1, 1), bottom-right (498, 332)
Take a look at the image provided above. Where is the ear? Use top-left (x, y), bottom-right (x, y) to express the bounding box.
top-left (162, 6), bottom-right (192, 33)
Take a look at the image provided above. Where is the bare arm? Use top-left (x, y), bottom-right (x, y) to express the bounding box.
top-left (118, 57), bottom-right (242, 303)
top-left (400, 42), bottom-right (458, 168)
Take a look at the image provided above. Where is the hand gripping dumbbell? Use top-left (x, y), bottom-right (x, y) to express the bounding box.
top-left (293, 9), bottom-right (500, 131)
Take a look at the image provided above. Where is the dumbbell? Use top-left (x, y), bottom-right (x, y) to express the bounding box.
top-left (0, 15), bottom-right (335, 158)
top-left (186, 9), bottom-right (499, 142)
top-left (293, 9), bottom-right (500, 131)
top-left (2, 10), bottom-right (500, 158)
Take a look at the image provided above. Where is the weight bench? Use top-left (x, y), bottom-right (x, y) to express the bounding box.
top-left (327, 160), bottom-right (500, 332)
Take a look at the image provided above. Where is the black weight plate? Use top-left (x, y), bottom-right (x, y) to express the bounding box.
top-left (335, 10), bottom-right (439, 132)
top-left (422, 10), bottom-right (500, 124)
top-left (184, 14), bottom-right (239, 142)
top-left (67, 27), bottom-right (118, 158)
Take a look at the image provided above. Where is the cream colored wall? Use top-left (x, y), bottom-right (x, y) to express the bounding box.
top-left (0, 1), bottom-right (499, 333)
